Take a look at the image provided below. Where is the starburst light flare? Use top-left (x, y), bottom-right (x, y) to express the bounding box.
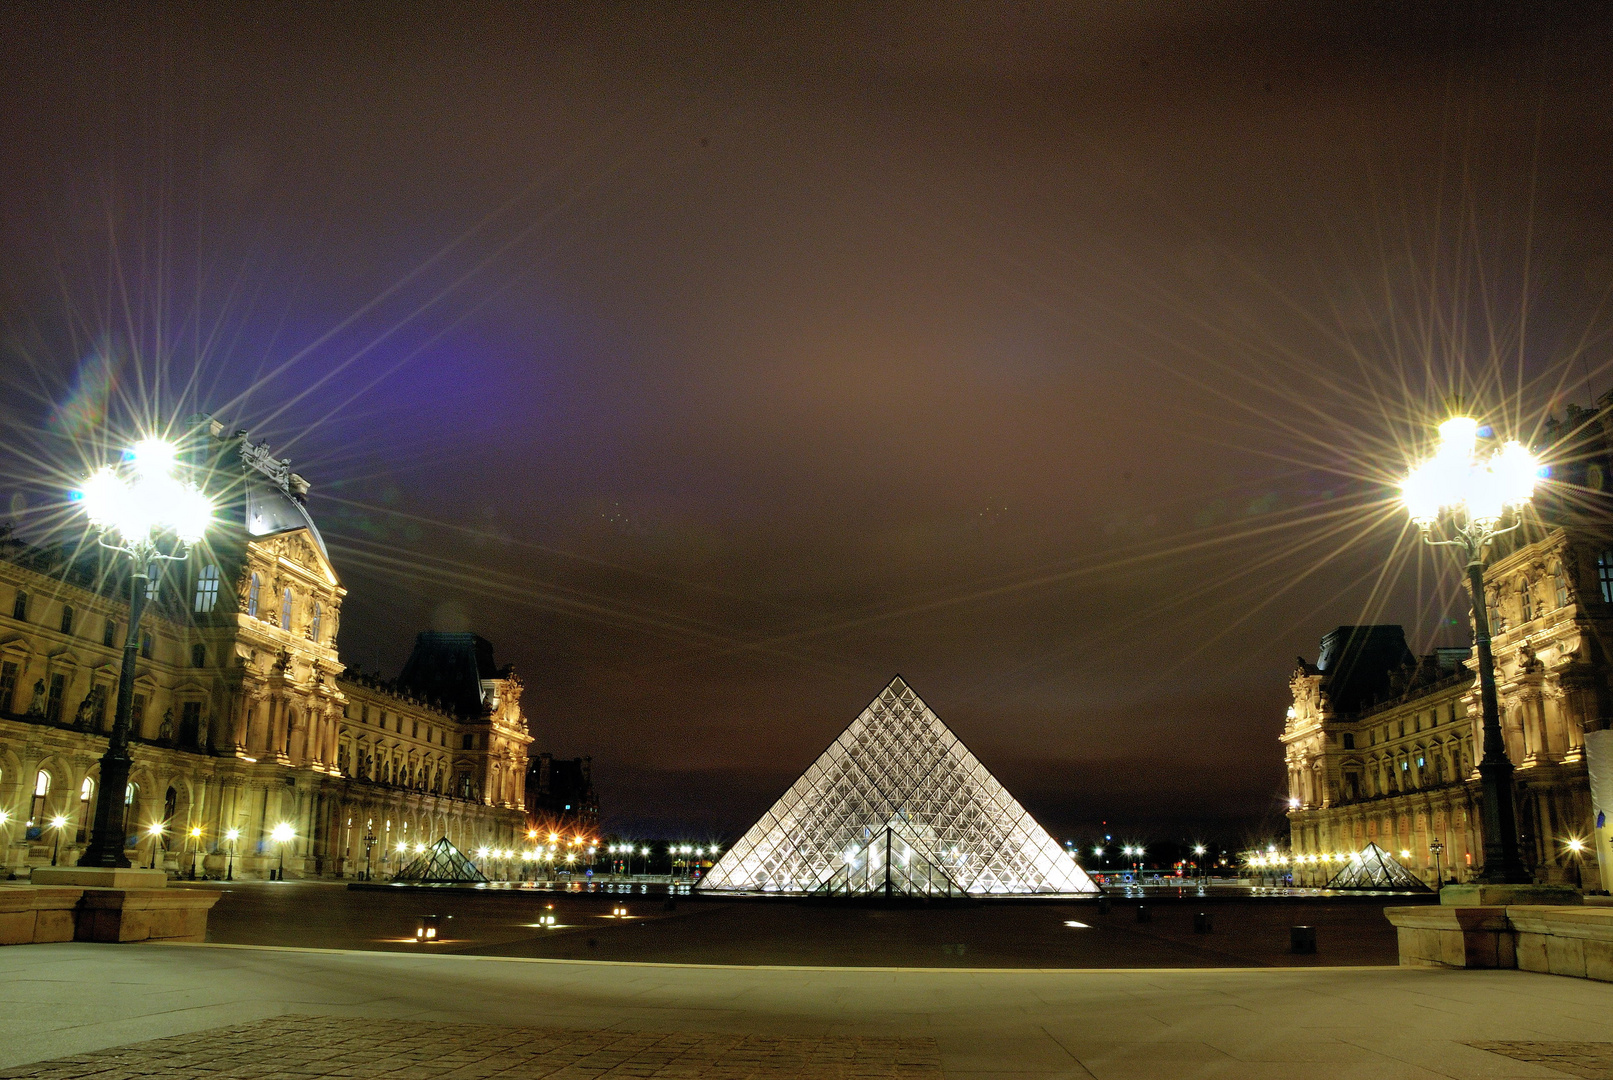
top-left (1399, 416), bottom-right (1540, 531)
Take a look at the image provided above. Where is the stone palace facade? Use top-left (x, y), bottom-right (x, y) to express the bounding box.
top-left (0, 420), bottom-right (533, 879)
top-left (1284, 396), bottom-right (1613, 888)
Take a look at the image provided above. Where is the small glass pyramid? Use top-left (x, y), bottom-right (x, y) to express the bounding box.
top-left (1324, 841), bottom-right (1430, 890)
top-left (393, 837), bottom-right (488, 884)
top-left (699, 677), bottom-right (1097, 897)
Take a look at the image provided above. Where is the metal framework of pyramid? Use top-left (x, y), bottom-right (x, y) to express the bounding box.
top-left (698, 677), bottom-right (1097, 897)
top-left (1324, 842), bottom-right (1430, 890)
top-left (393, 837), bottom-right (488, 884)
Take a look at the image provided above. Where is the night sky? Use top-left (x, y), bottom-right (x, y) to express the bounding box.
top-left (3, 4), bottom-right (1612, 842)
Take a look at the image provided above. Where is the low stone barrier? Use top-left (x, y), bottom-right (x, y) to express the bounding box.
top-left (0, 884), bottom-right (219, 945)
top-left (1385, 905), bottom-right (1613, 982)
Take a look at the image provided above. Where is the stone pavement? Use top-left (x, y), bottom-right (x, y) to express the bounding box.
top-left (0, 1015), bottom-right (940, 1079)
top-left (3, 942), bottom-right (1613, 1079)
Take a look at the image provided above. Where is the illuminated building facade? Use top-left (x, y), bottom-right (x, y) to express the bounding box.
top-left (0, 421), bottom-right (531, 878)
top-left (1284, 395), bottom-right (1613, 888)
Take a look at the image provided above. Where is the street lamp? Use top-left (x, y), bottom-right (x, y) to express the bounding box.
top-left (363, 826), bottom-right (376, 881)
top-left (225, 827), bottom-right (239, 881)
top-left (146, 822), bottom-right (164, 870)
top-left (49, 815), bottom-right (68, 866)
top-left (1430, 838), bottom-right (1445, 888)
top-left (72, 436), bottom-right (213, 869)
top-left (1400, 413), bottom-right (1540, 884)
top-left (271, 822), bottom-right (295, 880)
top-left (188, 824), bottom-right (203, 879)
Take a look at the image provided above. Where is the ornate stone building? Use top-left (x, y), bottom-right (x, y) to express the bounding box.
top-left (1284, 395), bottom-right (1613, 888)
top-left (0, 420), bottom-right (532, 879)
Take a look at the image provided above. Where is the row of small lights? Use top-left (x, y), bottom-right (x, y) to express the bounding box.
top-left (0, 809), bottom-right (276, 848)
top-left (1083, 844), bottom-right (1208, 858)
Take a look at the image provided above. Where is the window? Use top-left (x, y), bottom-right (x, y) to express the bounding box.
top-left (1397, 720), bottom-right (1405, 738)
top-left (191, 643), bottom-right (206, 668)
top-left (281, 588), bottom-right (293, 631)
top-left (103, 618), bottom-right (116, 648)
top-left (1342, 733), bottom-right (1355, 750)
top-left (180, 701), bottom-right (202, 745)
top-left (77, 777), bottom-right (93, 842)
top-left (92, 686), bottom-right (107, 729)
top-left (310, 602), bottom-right (322, 642)
top-left (60, 605), bottom-right (74, 635)
top-left (412, 720), bottom-right (418, 738)
top-left (1556, 571), bottom-right (1570, 609)
top-left (0, 661), bottom-right (16, 713)
top-left (1520, 584), bottom-right (1535, 622)
top-left (163, 786), bottom-right (177, 826)
top-left (29, 770), bottom-right (49, 826)
top-left (193, 564), bottom-right (220, 613)
top-left (462, 734), bottom-right (473, 750)
top-left (12, 591), bottom-right (26, 621)
top-left (46, 673), bottom-right (64, 722)
top-left (247, 573), bottom-right (261, 618)
top-left (140, 632), bottom-right (152, 659)
top-left (124, 783), bottom-right (136, 834)
top-left (132, 694), bottom-right (146, 733)
top-left (1600, 551), bottom-right (1613, 604)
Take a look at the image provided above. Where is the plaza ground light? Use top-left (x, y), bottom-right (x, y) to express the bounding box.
top-left (73, 437), bottom-right (213, 869)
top-left (1399, 414), bottom-right (1539, 884)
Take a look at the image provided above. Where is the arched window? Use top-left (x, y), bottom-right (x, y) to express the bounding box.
top-left (193, 565), bottom-right (221, 613)
top-left (60, 605), bottom-right (74, 635)
top-left (77, 777), bottom-right (93, 842)
top-left (247, 573), bottom-right (261, 618)
top-left (310, 602), bottom-right (322, 643)
top-left (281, 588), bottom-right (294, 631)
top-left (124, 782), bottom-right (137, 835)
top-left (163, 786), bottom-right (178, 826)
top-left (29, 770), bottom-right (49, 826)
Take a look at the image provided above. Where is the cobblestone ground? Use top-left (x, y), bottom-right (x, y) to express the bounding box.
top-left (0, 1015), bottom-right (942, 1080)
top-left (1470, 1042), bottom-right (1613, 1079)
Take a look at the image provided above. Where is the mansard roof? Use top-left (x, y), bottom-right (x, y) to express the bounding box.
top-left (1315, 626), bottom-right (1416, 714)
top-left (397, 631), bottom-right (508, 718)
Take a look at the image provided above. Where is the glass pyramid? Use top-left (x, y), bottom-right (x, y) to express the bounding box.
top-left (1324, 842), bottom-right (1430, 890)
top-left (698, 677), bottom-right (1097, 897)
top-left (393, 837), bottom-right (488, 884)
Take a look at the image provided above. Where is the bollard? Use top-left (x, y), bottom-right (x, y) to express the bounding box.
top-left (1193, 912), bottom-right (1212, 934)
top-left (1136, 905), bottom-right (1151, 923)
top-left (1290, 925), bottom-right (1316, 954)
top-left (1097, 896), bottom-right (1111, 915)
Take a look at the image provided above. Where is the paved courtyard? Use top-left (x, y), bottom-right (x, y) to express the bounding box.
top-left (3, 940), bottom-right (1613, 1078)
top-left (197, 881), bottom-right (1422, 967)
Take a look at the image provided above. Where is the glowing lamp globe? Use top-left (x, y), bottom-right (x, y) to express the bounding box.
top-left (76, 437), bottom-right (213, 547)
top-left (1399, 416), bottom-right (1540, 529)
top-left (270, 823), bottom-right (295, 844)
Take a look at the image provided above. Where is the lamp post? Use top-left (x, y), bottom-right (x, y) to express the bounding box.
top-left (72, 437), bottom-right (213, 869)
top-left (147, 822), bottom-right (164, 870)
top-left (49, 815), bottom-right (67, 866)
top-left (225, 827), bottom-right (239, 881)
top-left (363, 827), bottom-right (375, 881)
top-left (1430, 838), bottom-right (1445, 888)
top-left (188, 825), bottom-right (203, 879)
top-left (271, 822), bottom-right (294, 880)
top-left (1400, 413), bottom-right (1540, 885)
